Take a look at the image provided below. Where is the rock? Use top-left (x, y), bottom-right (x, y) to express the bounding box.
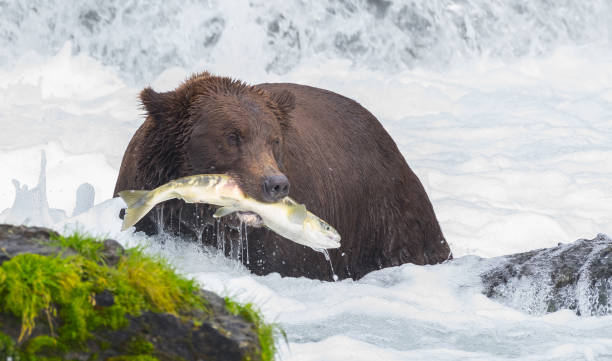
top-left (481, 234), bottom-right (612, 316)
top-left (0, 224), bottom-right (74, 264)
top-left (94, 289), bottom-right (115, 307)
top-left (100, 238), bottom-right (124, 266)
top-left (0, 224), bottom-right (271, 360)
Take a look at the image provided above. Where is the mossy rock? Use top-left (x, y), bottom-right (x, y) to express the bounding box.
top-left (0, 224), bottom-right (281, 361)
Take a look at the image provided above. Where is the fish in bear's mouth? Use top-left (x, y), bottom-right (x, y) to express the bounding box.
top-left (118, 174), bottom-right (342, 250)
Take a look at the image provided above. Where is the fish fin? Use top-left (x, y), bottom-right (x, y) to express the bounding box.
top-left (118, 190), bottom-right (149, 208)
top-left (118, 190), bottom-right (154, 231)
top-left (288, 203), bottom-right (307, 224)
top-left (213, 206), bottom-right (238, 218)
top-left (120, 202), bottom-right (155, 231)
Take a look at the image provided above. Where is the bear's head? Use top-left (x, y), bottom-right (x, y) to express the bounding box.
top-left (138, 72), bottom-right (296, 203)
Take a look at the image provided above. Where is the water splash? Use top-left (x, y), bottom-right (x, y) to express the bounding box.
top-left (72, 183), bottom-right (95, 217)
top-left (0, 150), bottom-right (65, 226)
top-left (1, 0), bottom-right (609, 84)
top-left (481, 234), bottom-right (612, 316)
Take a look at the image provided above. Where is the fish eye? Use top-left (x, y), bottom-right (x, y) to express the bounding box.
top-left (325, 226), bottom-right (330, 231)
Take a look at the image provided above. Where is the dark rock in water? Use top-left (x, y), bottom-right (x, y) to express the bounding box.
top-left (0, 224), bottom-right (268, 361)
top-left (482, 234), bottom-right (612, 316)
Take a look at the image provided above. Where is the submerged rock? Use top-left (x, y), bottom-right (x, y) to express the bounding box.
top-left (0, 224), bottom-right (274, 361)
top-left (481, 234), bottom-right (611, 316)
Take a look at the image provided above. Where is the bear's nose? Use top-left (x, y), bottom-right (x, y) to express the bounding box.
top-left (263, 174), bottom-right (290, 202)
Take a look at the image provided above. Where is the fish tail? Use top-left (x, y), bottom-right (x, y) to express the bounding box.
top-left (118, 190), bottom-right (154, 231)
top-left (119, 190), bottom-right (149, 207)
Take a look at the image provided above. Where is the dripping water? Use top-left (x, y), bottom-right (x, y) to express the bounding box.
top-left (154, 203), bottom-right (164, 234)
top-left (238, 219), bottom-right (244, 264)
top-left (194, 203), bottom-right (205, 244)
top-left (216, 218), bottom-right (225, 256)
top-left (243, 221), bottom-right (249, 265)
top-left (211, 217), bottom-right (250, 266)
top-left (167, 207), bottom-right (173, 234)
top-left (151, 203), bottom-right (253, 268)
top-left (215, 218), bottom-right (222, 251)
top-left (317, 248), bottom-right (338, 282)
top-left (229, 223), bottom-right (235, 259)
top-left (177, 206), bottom-right (182, 235)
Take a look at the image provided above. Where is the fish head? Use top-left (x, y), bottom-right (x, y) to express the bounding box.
top-left (302, 214), bottom-right (341, 249)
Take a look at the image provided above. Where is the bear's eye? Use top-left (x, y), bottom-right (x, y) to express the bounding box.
top-left (227, 133), bottom-right (241, 146)
top-left (273, 138), bottom-right (281, 145)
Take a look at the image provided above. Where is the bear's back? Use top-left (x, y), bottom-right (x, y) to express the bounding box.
top-left (256, 83), bottom-right (451, 279)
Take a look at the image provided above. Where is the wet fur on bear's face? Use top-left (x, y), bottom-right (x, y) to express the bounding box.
top-left (186, 92), bottom-right (286, 201)
top-left (138, 72), bottom-right (295, 202)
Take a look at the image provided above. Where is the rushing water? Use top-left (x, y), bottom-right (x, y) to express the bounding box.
top-left (1, 1), bottom-right (612, 360)
top-left (1, 0), bottom-right (610, 85)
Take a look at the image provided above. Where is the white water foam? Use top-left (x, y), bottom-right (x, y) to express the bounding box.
top-left (1, 0), bottom-right (610, 84)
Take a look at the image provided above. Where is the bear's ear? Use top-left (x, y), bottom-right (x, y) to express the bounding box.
top-left (269, 90), bottom-right (296, 115)
top-left (139, 87), bottom-right (178, 121)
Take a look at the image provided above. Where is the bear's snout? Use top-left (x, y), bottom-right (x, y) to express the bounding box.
top-left (262, 174), bottom-right (290, 202)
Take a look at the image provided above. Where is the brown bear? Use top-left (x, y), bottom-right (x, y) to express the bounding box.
top-left (114, 72), bottom-right (452, 280)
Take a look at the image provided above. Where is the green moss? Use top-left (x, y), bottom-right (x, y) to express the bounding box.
top-left (0, 331), bottom-right (17, 359)
top-left (125, 336), bottom-right (154, 355)
top-left (1, 332), bottom-right (62, 361)
top-left (50, 232), bottom-right (105, 262)
top-left (115, 249), bottom-right (206, 315)
top-left (0, 231), bottom-right (278, 360)
top-left (0, 253), bottom-right (84, 341)
top-left (0, 232), bottom-right (207, 358)
top-left (25, 335), bottom-right (58, 354)
top-left (50, 233), bottom-right (206, 316)
top-left (98, 339), bottom-right (111, 350)
top-left (224, 298), bottom-right (285, 361)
